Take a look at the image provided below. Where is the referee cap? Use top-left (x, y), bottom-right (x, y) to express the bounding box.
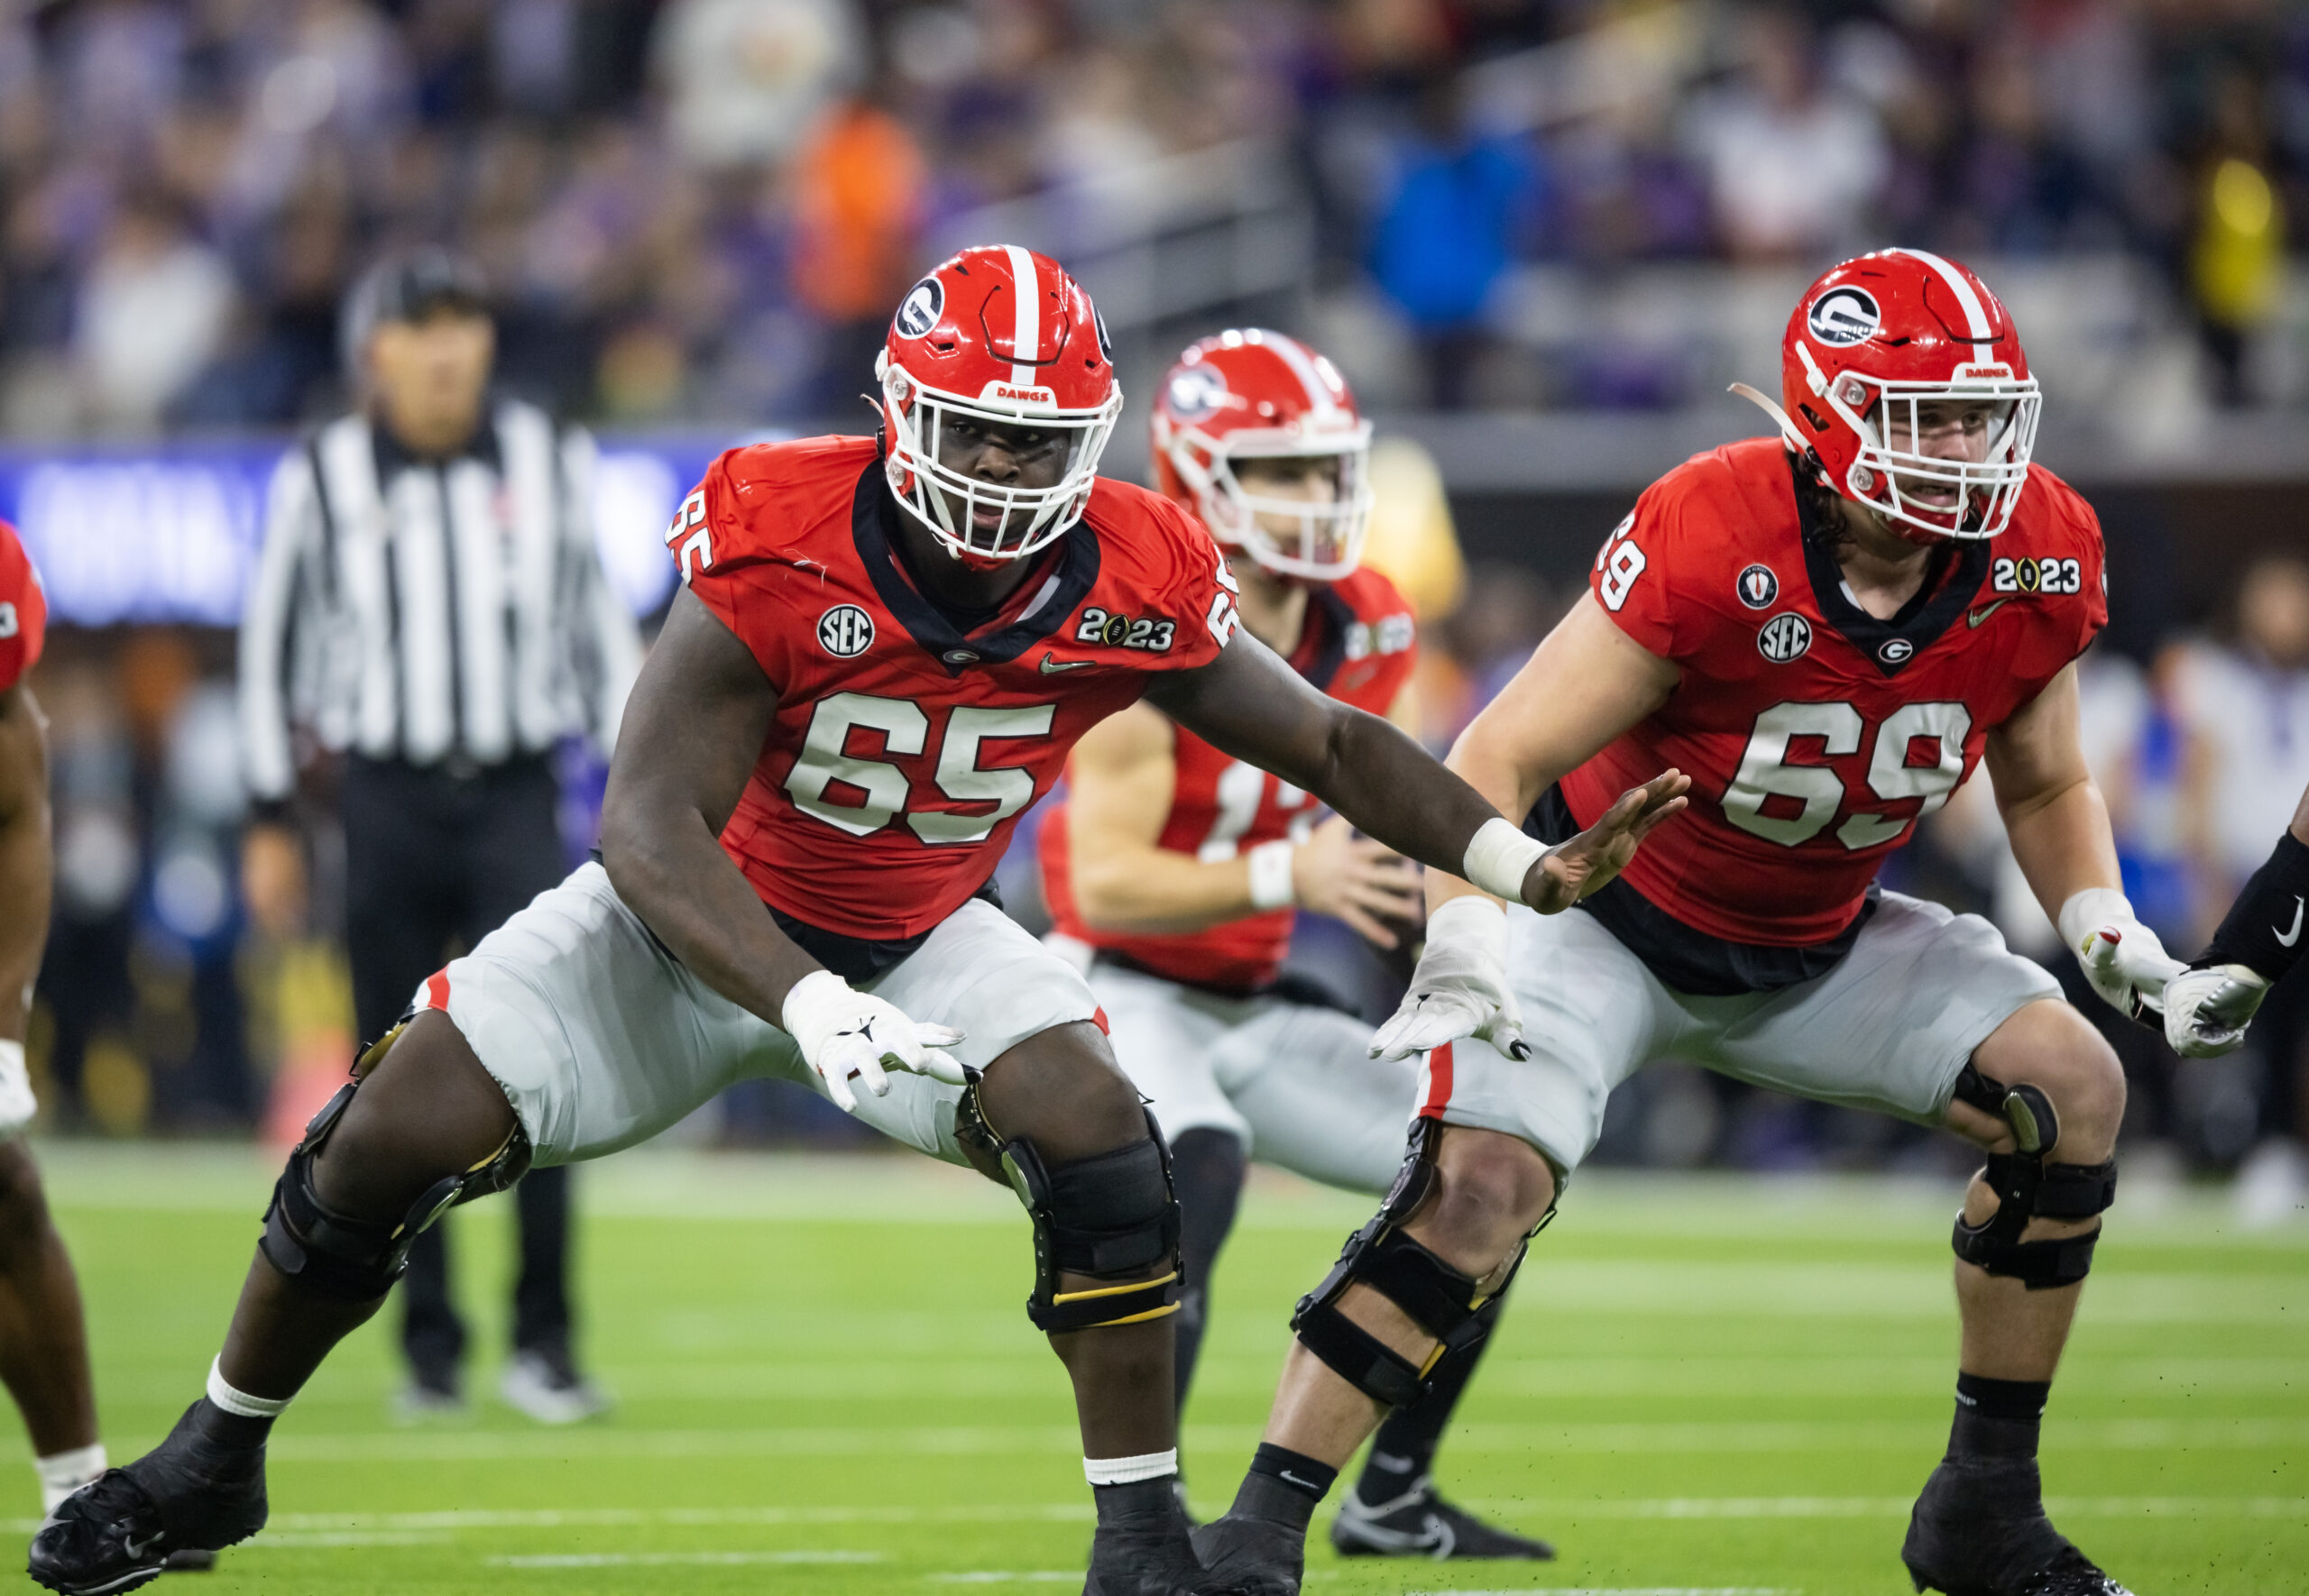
top-left (340, 246), bottom-right (492, 371)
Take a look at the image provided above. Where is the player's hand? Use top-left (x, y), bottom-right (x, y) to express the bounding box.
top-left (1369, 896), bottom-right (1529, 1062)
top-left (0, 1041), bottom-right (36, 1136)
top-left (1294, 815), bottom-right (1423, 949)
top-left (2163, 963), bottom-right (2270, 1058)
top-left (778, 970), bottom-right (967, 1113)
top-left (2060, 888), bottom-right (2183, 1026)
top-left (1521, 770), bottom-right (1689, 914)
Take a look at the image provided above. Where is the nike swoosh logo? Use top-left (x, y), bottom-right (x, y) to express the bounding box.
top-left (1037, 653), bottom-right (1092, 674)
top-left (123, 1534), bottom-right (162, 1560)
top-left (1277, 1471), bottom-right (1320, 1491)
top-left (1967, 599), bottom-right (2012, 628)
top-left (2278, 897), bottom-right (2304, 949)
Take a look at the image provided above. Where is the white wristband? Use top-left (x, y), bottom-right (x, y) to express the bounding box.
top-left (2057, 887), bottom-right (2133, 956)
top-left (1424, 893), bottom-right (1508, 957)
top-left (0, 1039), bottom-right (23, 1077)
top-left (1462, 817), bottom-right (1546, 903)
top-left (1246, 839), bottom-right (1297, 911)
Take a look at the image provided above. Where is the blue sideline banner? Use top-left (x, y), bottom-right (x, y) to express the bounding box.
top-left (0, 432), bottom-right (741, 628)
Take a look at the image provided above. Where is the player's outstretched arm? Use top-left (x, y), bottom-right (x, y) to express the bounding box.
top-left (0, 684), bottom-right (51, 1129)
top-left (1144, 622), bottom-right (1686, 916)
top-left (1987, 661), bottom-right (2180, 1026)
top-left (599, 589), bottom-right (961, 1109)
top-left (2165, 780), bottom-right (2309, 1057)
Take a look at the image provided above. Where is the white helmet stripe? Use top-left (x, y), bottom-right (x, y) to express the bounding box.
top-left (1262, 331), bottom-right (1339, 421)
top-left (1891, 247), bottom-right (1992, 342)
top-left (1002, 243), bottom-right (1040, 388)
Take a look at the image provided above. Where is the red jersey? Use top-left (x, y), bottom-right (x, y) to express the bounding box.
top-left (0, 519), bottom-right (48, 693)
top-left (676, 436), bottom-right (1238, 942)
top-left (1561, 437), bottom-right (2104, 958)
top-left (1040, 567), bottom-right (1417, 992)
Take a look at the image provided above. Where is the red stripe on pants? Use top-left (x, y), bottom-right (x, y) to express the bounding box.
top-left (423, 970), bottom-right (451, 1012)
top-left (1419, 1041), bottom-right (1455, 1119)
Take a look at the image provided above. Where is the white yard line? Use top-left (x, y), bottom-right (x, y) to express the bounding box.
top-left (490, 1551), bottom-right (886, 1568)
top-left (238, 1415), bottom-right (2309, 1464)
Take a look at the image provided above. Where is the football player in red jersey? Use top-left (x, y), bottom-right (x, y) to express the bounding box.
top-left (32, 249), bottom-right (1686, 1596)
top-left (1193, 252), bottom-right (2157, 1596)
top-left (1041, 330), bottom-right (1551, 1560)
top-left (0, 523), bottom-right (113, 1526)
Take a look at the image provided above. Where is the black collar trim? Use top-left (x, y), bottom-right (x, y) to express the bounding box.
top-left (1790, 459), bottom-right (1988, 678)
top-left (1296, 585), bottom-right (1354, 693)
top-left (850, 462), bottom-right (1101, 675)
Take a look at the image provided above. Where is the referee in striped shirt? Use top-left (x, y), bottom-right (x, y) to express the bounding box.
top-left (237, 249), bottom-right (640, 1423)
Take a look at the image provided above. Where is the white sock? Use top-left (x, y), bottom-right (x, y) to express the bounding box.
top-left (207, 1356), bottom-right (292, 1420)
top-left (36, 1444), bottom-right (106, 1516)
top-left (1083, 1448), bottom-right (1178, 1486)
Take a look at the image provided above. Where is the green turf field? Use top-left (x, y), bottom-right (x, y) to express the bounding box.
top-left (6, 1143), bottom-right (2303, 1594)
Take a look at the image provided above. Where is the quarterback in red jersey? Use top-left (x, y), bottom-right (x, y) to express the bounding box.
top-left (1040, 331), bottom-right (1550, 1559)
top-left (1195, 252), bottom-right (2157, 1596)
top-left (0, 522), bottom-right (115, 1526)
top-left (33, 250), bottom-right (1685, 1596)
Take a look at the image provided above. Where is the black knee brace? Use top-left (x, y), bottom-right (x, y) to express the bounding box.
top-left (1949, 1066), bottom-right (2116, 1290)
top-left (258, 1025), bottom-right (529, 1302)
top-left (959, 1087), bottom-right (1182, 1333)
top-left (1289, 1121), bottom-right (1530, 1408)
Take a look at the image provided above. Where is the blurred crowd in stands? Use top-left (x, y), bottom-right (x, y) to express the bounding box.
top-left (0, 0), bottom-right (2304, 429)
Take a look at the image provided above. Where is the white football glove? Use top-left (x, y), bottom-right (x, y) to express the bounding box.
top-left (0, 1041), bottom-right (36, 1136)
top-left (2059, 887), bottom-right (2184, 1026)
top-left (2162, 963), bottom-right (2270, 1059)
top-left (1368, 896), bottom-right (1531, 1063)
top-left (779, 970), bottom-right (967, 1114)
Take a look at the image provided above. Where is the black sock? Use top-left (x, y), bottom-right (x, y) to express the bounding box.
top-left (1091, 1476), bottom-right (1179, 1530)
top-left (1356, 1330), bottom-right (1484, 1506)
top-left (2203, 830), bottom-right (2309, 983)
top-left (1168, 1130), bottom-right (1246, 1425)
top-left (1950, 1373), bottom-right (2049, 1461)
top-left (1229, 1444), bottom-right (1336, 1531)
top-left (189, 1399), bottom-right (274, 1453)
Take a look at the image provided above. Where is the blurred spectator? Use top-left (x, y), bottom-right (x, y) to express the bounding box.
top-left (1682, 5), bottom-right (1886, 261)
top-left (2174, 554), bottom-right (2309, 1184)
top-left (652, 0), bottom-right (864, 171)
top-left (789, 91), bottom-right (927, 411)
top-left (73, 194), bottom-right (235, 431)
top-left (1366, 73), bottom-right (1544, 408)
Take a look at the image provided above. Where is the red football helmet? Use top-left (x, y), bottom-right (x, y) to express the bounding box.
top-left (1743, 248), bottom-right (2040, 541)
top-left (1151, 329), bottom-right (1374, 582)
top-left (0, 518), bottom-right (47, 694)
top-left (877, 244), bottom-right (1123, 562)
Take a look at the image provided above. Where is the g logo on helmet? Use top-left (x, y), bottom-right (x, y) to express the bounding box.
top-left (1093, 304), bottom-right (1114, 362)
top-left (893, 276), bottom-right (944, 340)
top-left (1807, 286), bottom-right (1881, 347)
top-left (1166, 365), bottom-right (1228, 423)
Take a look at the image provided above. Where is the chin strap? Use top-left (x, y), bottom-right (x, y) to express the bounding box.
top-left (1728, 382), bottom-right (1813, 455)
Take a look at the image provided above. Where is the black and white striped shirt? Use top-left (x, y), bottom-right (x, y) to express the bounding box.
top-left (239, 400), bottom-right (641, 808)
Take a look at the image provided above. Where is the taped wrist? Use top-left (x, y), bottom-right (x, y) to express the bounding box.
top-left (1462, 818), bottom-right (1545, 903)
top-left (2202, 830), bottom-right (2309, 984)
top-left (1289, 1122), bottom-right (1530, 1407)
top-left (989, 1105), bottom-right (1182, 1334)
top-left (258, 1032), bottom-right (529, 1301)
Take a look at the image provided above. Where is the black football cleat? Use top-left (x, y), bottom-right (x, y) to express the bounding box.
top-left (28, 1404), bottom-right (266, 1596)
top-left (1190, 1510), bottom-right (1304, 1596)
top-left (1330, 1477), bottom-right (1556, 1560)
top-left (1902, 1454), bottom-right (2131, 1596)
top-left (1083, 1481), bottom-right (1229, 1596)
